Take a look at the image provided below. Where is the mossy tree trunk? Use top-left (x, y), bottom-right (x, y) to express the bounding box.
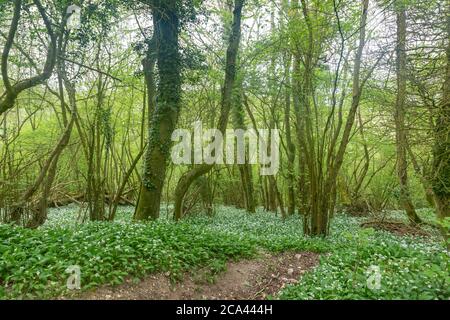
top-left (135, 1), bottom-right (181, 220)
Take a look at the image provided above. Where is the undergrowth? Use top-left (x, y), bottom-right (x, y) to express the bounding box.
top-left (0, 206), bottom-right (448, 300)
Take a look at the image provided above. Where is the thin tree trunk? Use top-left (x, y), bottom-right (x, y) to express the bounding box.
top-left (394, 2), bottom-right (422, 224)
top-left (232, 76), bottom-right (255, 213)
top-left (109, 146), bottom-right (146, 221)
top-left (173, 0), bottom-right (245, 221)
top-left (284, 55), bottom-right (296, 216)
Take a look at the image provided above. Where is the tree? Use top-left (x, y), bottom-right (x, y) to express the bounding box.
top-left (134, 0), bottom-right (182, 220)
top-left (0, 0), bottom-right (57, 116)
top-left (172, 0), bottom-right (245, 221)
top-left (393, 0), bottom-right (422, 224)
top-left (395, 1), bottom-right (421, 224)
top-left (289, 0), bottom-right (372, 235)
top-left (432, 2), bottom-right (450, 238)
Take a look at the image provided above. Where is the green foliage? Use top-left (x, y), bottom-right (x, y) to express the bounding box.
top-left (1, 206), bottom-right (447, 300)
top-left (188, 207), bottom-right (332, 253)
top-left (279, 216), bottom-right (449, 300)
top-left (74, 0), bottom-right (122, 44)
top-left (0, 209), bottom-right (254, 299)
top-left (0, 0), bottom-right (9, 15)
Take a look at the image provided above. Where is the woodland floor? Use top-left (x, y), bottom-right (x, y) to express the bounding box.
top-left (0, 206), bottom-right (448, 300)
top-left (72, 251), bottom-right (320, 300)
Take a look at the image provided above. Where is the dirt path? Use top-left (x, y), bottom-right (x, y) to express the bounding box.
top-left (71, 251), bottom-right (319, 300)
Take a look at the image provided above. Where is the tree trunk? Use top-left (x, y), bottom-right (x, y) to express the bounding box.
top-left (394, 2), bottom-right (422, 224)
top-left (232, 76), bottom-right (255, 213)
top-left (284, 56), bottom-right (296, 216)
top-left (292, 0), bottom-right (370, 236)
top-left (135, 1), bottom-right (181, 220)
top-left (432, 7), bottom-right (450, 239)
top-left (109, 147), bottom-right (145, 221)
top-left (26, 119), bottom-right (74, 228)
top-left (173, 0), bottom-right (245, 221)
